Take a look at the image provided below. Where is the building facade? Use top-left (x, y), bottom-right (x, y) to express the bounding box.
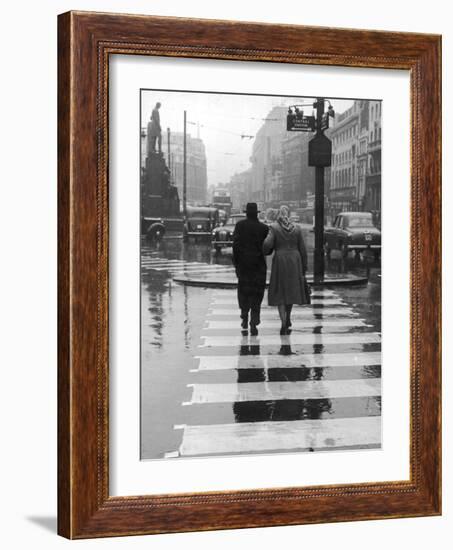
top-left (329, 99), bottom-right (381, 221)
top-left (329, 101), bottom-right (361, 217)
top-left (364, 100), bottom-right (382, 221)
top-left (248, 106), bottom-right (288, 206)
top-left (280, 131), bottom-right (331, 209)
top-left (161, 131), bottom-right (208, 205)
top-left (226, 169), bottom-right (252, 212)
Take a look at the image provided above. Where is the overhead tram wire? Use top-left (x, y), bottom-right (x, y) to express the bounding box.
top-left (187, 120), bottom-right (254, 140)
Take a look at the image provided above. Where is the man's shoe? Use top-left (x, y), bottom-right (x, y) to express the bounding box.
top-left (250, 325), bottom-right (258, 336)
top-left (241, 318), bottom-right (248, 329)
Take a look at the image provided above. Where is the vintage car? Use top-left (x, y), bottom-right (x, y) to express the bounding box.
top-left (324, 211), bottom-right (381, 259)
top-left (141, 216), bottom-right (166, 242)
top-left (211, 213), bottom-right (246, 251)
top-left (183, 206), bottom-right (219, 242)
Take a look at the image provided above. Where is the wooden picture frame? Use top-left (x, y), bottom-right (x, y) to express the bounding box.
top-left (58, 10), bottom-right (441, 539)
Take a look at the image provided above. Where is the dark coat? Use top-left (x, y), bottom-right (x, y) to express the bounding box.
top-left (263, 222), bottom-right (309, 306)
top-left (232, 217), bottom-right (269, 286)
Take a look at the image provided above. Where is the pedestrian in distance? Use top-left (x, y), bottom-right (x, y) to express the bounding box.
top-left (263, 205), bottom-right (310, 335)
top-left (148, 102), bottom-right (162, 154)
top-left (232, 203), bottom-right (269, 336)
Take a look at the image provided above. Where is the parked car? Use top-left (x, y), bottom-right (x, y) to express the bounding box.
top-left (324, 211), bottom-right (381, 259)
top-left (183, 206), bottom-right (219, 242)
top-left (141, 217), bottom-right (166, 242)
top-left (211, 213), bottom-right (246, 251)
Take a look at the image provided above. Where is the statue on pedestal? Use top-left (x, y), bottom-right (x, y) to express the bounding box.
top-left (148, 102), bottom-right (162, 154)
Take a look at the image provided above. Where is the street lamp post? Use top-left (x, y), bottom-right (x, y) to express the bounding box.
top-left (183, 110), bottom-right (187, 216)
top-left (167, 127), bottom-right (171, 172)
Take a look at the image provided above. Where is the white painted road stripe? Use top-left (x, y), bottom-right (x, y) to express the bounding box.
top-left (141, 260), bottom-right (188, 265)
top-left (199, 333), bottom-right (381, 347)
top-left (142, 262), bottom-right (211, 269)
top-left (212, 289), bottom-right (338, 297)
top-left (193, 351), bottom-right (381, 371)
top-left (208, 308), bottom-right (358, 317)
top-left (170, 267), bottom-right (235, 274)
top-left (205, 319), bottom-right (369, 330)
top-left (177, 416), bottom-right (381, 456)
top-left (151, 264), bottom-right (232, 270)
top-left (149, 266), bottom-right (233, 272)
top-left (212, 298), bottom-right (346, 305)
top-left (185, 377), bottom-right (381, 404)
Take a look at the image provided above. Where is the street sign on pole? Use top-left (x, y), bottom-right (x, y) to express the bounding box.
top-left (287, 114), bottom-right (315, 132)
top-left (321, 112), bottom-right (330, 131)
top-left (285, 99), bottom-right (333, 284)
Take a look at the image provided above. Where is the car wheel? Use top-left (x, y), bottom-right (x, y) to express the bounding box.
top-left (146, 224), bottom-right (165, 242)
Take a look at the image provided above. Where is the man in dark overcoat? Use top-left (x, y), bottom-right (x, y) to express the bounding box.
top-left (232, 203), bottom-right (269, 335)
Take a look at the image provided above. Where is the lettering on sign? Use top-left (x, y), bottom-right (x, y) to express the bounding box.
top-left (287, 114), bottom-right (316, 132)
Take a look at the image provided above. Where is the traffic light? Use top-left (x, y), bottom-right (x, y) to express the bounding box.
top-left (286, 107), bottom-right (296, 131)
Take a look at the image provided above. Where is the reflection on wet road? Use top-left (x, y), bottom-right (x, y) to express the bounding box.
top-left (141, 234), bottom-right (381, 459)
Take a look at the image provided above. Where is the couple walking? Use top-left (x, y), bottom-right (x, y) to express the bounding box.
top-left (232, 202), bottom-right (310, 336)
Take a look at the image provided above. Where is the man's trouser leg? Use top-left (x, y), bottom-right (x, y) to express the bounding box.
top-left (237, 281), bottom-right (250, 325)
top-left (250, 286), bottom-right (265, 327)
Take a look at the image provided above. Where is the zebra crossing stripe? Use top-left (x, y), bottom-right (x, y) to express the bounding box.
top-left (146, 265), bottom-right (213, 271)
top-left (208, 308), bottom-right (358, 317)
top-left (148, 265), bottom-right (234, 273)
top-left (212, 289), bottom-right (338, 297)
top-left (176, 416), bottom-right (381, 456)
top-left (211, 297), bottom-right (346, 306)
top-left (204, 318), bottom-right (370, 330)
top-left (199, 333), bottom-right (381, 347)
top-left (169, 267), bottom-right (235, 274)
top-left (184, 378), bottom-right (381, 405)
top-left (193, 351), bottom-right (381, 371)
top-left (141, 260), bottom-right (187, 265)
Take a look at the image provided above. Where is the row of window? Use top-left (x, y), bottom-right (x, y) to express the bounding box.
top-left (333, 147), bottom-right (356, 166)
top-left (370, 126), bottom-right (382, 143)
top-left (333, 123), bottom-right (358, 145)
top-left (332, 166), bottom-right (355, 189)
top-left (371, 102), bottom-right (382, 120)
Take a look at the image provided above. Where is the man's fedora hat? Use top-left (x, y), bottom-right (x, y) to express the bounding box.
top-left (244, 202), bottom-right (260, 214)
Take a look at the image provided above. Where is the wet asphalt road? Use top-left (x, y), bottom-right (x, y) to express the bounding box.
top-left (140, 228), bottom-right (381, 460)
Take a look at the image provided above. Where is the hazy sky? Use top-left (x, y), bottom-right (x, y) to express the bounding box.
top-left (141, 90), bottom-right (355, 187)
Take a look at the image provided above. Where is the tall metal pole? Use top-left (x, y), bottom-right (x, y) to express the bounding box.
top-left (314, 98), bottom-right (325, 283)
top-left (183, 111), bottom-right (187, 216)
top-left (167, 127), bottom-right (171, 171)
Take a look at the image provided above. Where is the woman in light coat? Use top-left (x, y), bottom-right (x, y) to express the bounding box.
top-left (263, 205), bottom-right (309, 334)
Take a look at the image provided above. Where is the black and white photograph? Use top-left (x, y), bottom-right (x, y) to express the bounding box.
top-left (140, 89), bottom-right (382, 460)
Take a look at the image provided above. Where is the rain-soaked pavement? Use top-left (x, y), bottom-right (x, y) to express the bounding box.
top-left (141, 226), bottom-right (381, 460)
